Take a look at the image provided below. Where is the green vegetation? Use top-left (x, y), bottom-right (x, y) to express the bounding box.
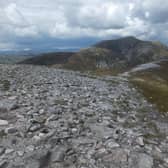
top-left (90, 68), bottom-right (122, 76)
top-left (0, 80), bottom-right (11, 91)
top-left (54, 99), bottom-right (68, 105)
top-left (130, 60), bottom-right (168, 112)
top-left (0, 130), bottom-right (7, 138)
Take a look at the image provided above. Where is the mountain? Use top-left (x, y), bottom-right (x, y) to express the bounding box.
top-left (65, 36), bottom-right (168, 71)
top-left (19, 52), bottom-right (75, 66)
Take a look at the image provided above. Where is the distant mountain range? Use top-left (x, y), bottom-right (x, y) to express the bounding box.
top-left (19, 36), bottom-right (168, 73)
top-left (0, 55), bottom-right (31, 64)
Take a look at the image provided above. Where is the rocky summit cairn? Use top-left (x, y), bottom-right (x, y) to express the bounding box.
top-left (0, 64), bottom-right (168, 168)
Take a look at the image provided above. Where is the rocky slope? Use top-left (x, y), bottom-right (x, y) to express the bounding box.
top-left (0, 64), bottom-right (168, 168)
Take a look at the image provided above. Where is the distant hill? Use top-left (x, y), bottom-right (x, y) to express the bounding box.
top-left (0, 55), bottom-right (29, 64)
top-left (19, 52), bottom-right (75, 66)
top-left (65, 36), bottom-right (168, 71)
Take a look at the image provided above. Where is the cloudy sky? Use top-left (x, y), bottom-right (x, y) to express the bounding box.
top-left (0, 0), bottom-right (168, 52)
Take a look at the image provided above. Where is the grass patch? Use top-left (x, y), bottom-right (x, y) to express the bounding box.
top-left (131, 77), bottom-right (168, 112)
top-left (89, 68), bottom-right (124, 76)
top-left (0, 130), bottom-right (7, 138)
top-left (0, 80), bottom-right (10, 91)
top-left (130, 60), bottom-right (168, 112)
top-left (54, 99), bottom-right (68, 105)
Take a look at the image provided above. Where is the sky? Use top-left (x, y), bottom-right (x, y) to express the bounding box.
top-left (0, 0), bottom-right (168, 52)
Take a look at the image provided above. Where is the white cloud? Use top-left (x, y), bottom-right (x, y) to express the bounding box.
top-left (4, 3), bottom-right (28, 27)
top-left (65, 2), bottom-right (129, 29)
top-left (132, 0), bottom-right (168, 23)
top-left (0, 0), bottom-right (168, 50)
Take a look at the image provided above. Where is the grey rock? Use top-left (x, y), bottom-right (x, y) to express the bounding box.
top-left (164, 158), bottom-right (168, 164)
top-left (5, 127), bottom-right (18, 134)
top-left (5, 148), bottom-right (14, 154)
top-left (0, 64), bottom-right (167, 168)
top-left (105, 139), bottom-right (120, 149)
top-left (0, 147), bottom-right (5, 156)
top-left (136, 136), bottom-right (144, 147)
top-left (17, 151), bottom-right (24, 156)
top-left (102, 148), bottom-right (128, 165)
top-left (26, 145), bottom-right (35, 152)
top-left (129, 153), bottom-right (154, 168)
top-left (28, 123), bottom-right (41, 132)
top-left (0, 119), bottom-right (8, 126)
top-left (138, 154), bottom-right (153, 168)
top-left (0, 160), bottom-right (8, 167)
top-left (51, 146), bottom-right (66, 162)
top-left (26, 160), bottom-right (39, 168)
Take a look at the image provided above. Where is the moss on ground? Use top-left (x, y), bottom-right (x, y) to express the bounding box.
top-left (130, 60), bottom-right (168, 112)
top-left (0, 80), bottom-right (10, 91)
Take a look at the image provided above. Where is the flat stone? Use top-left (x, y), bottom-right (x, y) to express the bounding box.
top-left (0, 147), bottom-right (5, 156)
top-left (0, 160), bottom-right (8, 167)
top-left (0, 119), bottom-right (8, 126)
top-left (5, 127), bottom-right (18, 134)
top-left (28, 124), bottom-right (41, 132)
top-left (39, 109), bottom-right (45, 114)
top-left (26, 159), bottom-right (39, 168)
top-left (164, 158), bottom-right (168, 164)
top-left (105, 140), bottom-right (120, 148)
top-left (26, 145), bottom-right (35, 152)
top-left (129, 153), bottom-right (153, 168)
top-left (17, 151), bottom-right (24, 156)
top-left (51, 146), bottom-right (66, 162)
top-left (8, 96), bottom-right (17, 100)
top-left (33, 135), bottom-right (41, 141)
top-left (103, 149), bottom-right (128, 164)
top-left (5, 148), bottom-right (14, 154)
top-left (136, 137), bottom-right (144, 147)
top-left (71, 128), bottom-right (78, 133)
top-left (138, 154), bottom-right (153, 168)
